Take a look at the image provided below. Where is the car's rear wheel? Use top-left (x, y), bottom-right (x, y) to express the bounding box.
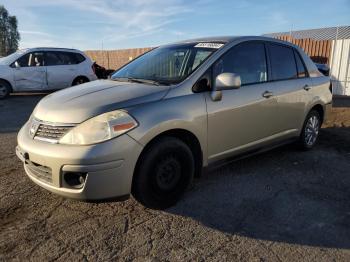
top-left (72, 76), bottom-right (89, 86)
top-left (132, 137), bottom-right (194, 209)
top-left (0, 80), bottom-right (11, 99)
top-left (299, 110), bottom-right (321, 150)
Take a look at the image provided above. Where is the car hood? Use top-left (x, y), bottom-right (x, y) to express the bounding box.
top-left (33, 80), bottom-right (170, 123)
top-left (0, 64), bottom-right (11, 71)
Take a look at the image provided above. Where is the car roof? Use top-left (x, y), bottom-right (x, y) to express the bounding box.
top-left (22, 47), bottom-right (82, 53)
top-left (170, 35), bottom-right (296, 47)
top-left (175, 36), bottom-right (240, 44)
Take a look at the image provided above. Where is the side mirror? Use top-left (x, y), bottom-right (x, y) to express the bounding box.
top-left (215, 73), bottom-right (241, 91)
top-left (14, 61), bottom-right (20, 68)
top-left (211, 73), bottom-right (241, 101)
top-left (193, 78), bottom-right (210, 93)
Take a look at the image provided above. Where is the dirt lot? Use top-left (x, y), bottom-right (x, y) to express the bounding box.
top-left (0, 94), bottom-right (350, 261)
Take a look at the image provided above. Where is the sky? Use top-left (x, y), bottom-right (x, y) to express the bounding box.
top-left (2, 0), bottom-right (350, 50)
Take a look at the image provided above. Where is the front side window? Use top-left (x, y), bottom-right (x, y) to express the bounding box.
top-left (15, 53), bottom-right (31, 67)
top-left (213, 42), bottom-right (267, 85)
top-left (268, 44), bottom-right (297, 81)
top-left (111, 43), bottom-right (222, 85)
top-left (15, 52), bottom-right (44, 67)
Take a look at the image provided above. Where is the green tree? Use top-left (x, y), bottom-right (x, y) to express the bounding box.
top-left (0, 5), bottom-right (20, 56)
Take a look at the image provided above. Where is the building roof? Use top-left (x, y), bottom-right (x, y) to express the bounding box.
top-left (264, 26), bottom-right (350, 40)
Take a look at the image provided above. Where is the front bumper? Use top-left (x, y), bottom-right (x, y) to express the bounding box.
top-left (16, 122), bottom-right (143, 200)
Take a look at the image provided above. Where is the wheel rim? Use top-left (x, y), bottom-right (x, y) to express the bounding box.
top-left (155, 156), bottom-right (182, 191)
top-left (0, 85), bottom-right (7, 97)
top-left (305, 115), bottom-right (320, 146)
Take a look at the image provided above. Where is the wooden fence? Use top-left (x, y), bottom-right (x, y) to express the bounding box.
top-left (85, 37), bottom-right (333, 70)
top-left (276, 36), bottom-right (332, 64)
top-left (85, 47), bottom-right (153, 70)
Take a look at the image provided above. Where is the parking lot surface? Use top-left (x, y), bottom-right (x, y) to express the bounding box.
top-left (1, 94), bottom-right (350, 261)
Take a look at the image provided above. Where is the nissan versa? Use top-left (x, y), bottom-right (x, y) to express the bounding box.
top-left (16, 36), bottom-right (332, 209)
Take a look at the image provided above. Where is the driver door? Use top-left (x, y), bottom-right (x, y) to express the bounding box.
top-left (13, 52), bottom-right (47, 90)
top-left (206, 41), bottom-right (279, 163)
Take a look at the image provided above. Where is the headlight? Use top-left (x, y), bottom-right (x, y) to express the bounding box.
top-left (59, 110), bottom-right (138, 145)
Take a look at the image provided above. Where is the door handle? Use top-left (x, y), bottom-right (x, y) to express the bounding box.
top-left (262, 91), bottom-right (273, 98)
top-left (303, 84), bottom-right (311, 91)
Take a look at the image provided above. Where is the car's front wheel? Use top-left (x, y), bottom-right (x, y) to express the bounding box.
top-left (0, 80), bottom-right (11, 99)
top-left (72, 76), bottom-right (89, 86)
top-left (299, 110), bottom-right (321, 149)
top-left (132, 137), bottom-right (194, 209)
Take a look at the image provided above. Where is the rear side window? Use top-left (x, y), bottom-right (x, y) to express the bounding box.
top-left (213, 42), bottom-right (267, 85)
top-left (268, 44), bottom-right (297, 81)
top-left (45, 51), bottom-right (85, 66)
top-left (45, 52), bottom-right (63, 66)
top-left (57, 52), bottom-right (74, 65)
top-left (72, 53), bottom-right (86, 64)
top-left (294, 50), bottom-right (307, 78)
top-left (54, 52), bottom-right (85, 65)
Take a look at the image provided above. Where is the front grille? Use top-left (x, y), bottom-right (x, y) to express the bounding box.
top-left (34, 124), bottom-right (73, 142)
top-left (25, 160), bottom-right (53, 184)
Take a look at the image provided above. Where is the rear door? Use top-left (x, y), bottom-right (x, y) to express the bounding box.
top-left (266, 43), bottom-right (312, 133)
top-left (205, 41), bottom-right (280, 162)
top-left (13, 52), bottom-right (47, 90)
top-left (45, 51), bottom-right (79, 89)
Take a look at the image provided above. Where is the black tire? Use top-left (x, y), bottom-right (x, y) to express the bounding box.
top-left (0, 80), bottom-right (11, 99)
top-left (132, 137), bottom-right (195, 209)
top-left (72, 76), bottom-right (89, 86)
top-left (299, 110), bottom-right (321, 150)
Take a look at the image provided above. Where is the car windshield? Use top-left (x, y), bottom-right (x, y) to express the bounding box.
top-left (111, 43), bottom-right (224, 85)
top-left (0, 50), bottom-right (26, 65)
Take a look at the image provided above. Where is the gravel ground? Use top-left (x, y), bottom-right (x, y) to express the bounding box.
top-left (0, 94), bottom-right (350, 261)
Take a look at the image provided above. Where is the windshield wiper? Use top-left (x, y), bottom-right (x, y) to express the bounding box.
top-left (112, 77), bottom-right (171, 86)
top-left (127, 78), bottom-right (161, 86)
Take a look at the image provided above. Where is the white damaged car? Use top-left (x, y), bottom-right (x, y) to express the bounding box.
top-left (0, 47), bottom-right (97, 99)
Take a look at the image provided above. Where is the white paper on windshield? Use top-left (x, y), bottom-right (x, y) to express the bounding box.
top-left (194, 43), bottom-right (224, 49)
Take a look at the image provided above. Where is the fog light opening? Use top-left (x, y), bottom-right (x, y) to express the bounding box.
top-left (64, 172), bottom-right (87, 189)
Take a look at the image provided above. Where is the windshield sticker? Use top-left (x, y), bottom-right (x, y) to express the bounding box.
top-left (194, 43), bottom-right (224, 49)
